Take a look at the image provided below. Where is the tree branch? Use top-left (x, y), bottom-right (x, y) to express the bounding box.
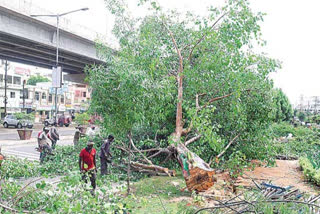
top-left (159, 15), bottom-right (184, 138)
top-left (147, 148), bottom-right (171, 159)
top-left (0, 203), bottom-right (30, 213)
top-left (216, 134), bottom-right (240, 159)
top-left (201, 89), bottom-right (252, 109)
top-left (201, 93), bottom-right (233, 109)
top-left (11, 177), bottom-right (43, 202)
top-left (128, 133), bottom-right (153, 165)
top-left (185, 135), bottom-right (202, 146)
top-left (160, 19), bottom-right (183, 72)
top-left (188, 12), bottom-right (229, 61)
top-left (160, 153), bottom-right (172, 165)
top-left (114, 145), bottom-right (136, 157)
top-left (130, 161), bottom-right (175, 176)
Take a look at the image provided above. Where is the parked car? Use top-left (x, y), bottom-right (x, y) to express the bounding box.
top-left (44, 117), bottom-right (56, 127)
top-left (3, 115), bottom-right (33, 129)
top-left (44, 114), bottom-right (71, 127)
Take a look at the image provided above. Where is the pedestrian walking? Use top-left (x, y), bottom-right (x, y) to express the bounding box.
top-left (99, 135), bottom-right (114, 175)
top-left (37, 127), bottom-right (53, 163)
top-left (79, 141), bottom-right (97, 195)
top-left (48, 125), bottom-right (59, 149)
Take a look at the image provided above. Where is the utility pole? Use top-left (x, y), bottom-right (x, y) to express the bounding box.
top-left (55, 15), bottom-right (59, 121)
top-left (31, 7), bottom-right (89, 122)
top-left (4, 60), bottom-right (8, 117)
top-left (22, 80), bottom-right (26, 112)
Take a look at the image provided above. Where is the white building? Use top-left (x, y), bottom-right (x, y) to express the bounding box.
top-left (0, 62), bottom-right (28, 118)
top-left (295, 95), bottom-right (320, 113)
top-left (0, 60), bottom-right (91, 119)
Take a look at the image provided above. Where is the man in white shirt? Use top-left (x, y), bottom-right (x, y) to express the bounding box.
top-left (86, 126), bottom-right (96, 138)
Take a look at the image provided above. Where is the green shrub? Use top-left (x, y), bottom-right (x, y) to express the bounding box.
top-left (74, 112), bottom-right (90, 125)
top-left (299, 157), bottom-right (320, 186)
top-left (14, 112), bottom-right (35, 121)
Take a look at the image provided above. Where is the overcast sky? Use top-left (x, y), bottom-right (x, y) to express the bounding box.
top-left (27, 0), bottom-right (320, 105)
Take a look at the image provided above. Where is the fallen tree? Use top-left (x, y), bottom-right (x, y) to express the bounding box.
top-left (88, 0), bottom-right (280, 192)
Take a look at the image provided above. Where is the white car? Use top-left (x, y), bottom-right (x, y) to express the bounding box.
top-left (3, 115), bottom-right (33, 129)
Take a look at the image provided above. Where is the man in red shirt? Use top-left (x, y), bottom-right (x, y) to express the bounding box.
top-left (79, 141), bottom-right (97, 194)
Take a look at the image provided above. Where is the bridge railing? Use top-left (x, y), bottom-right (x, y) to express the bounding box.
top-left (1, 0), bottom-right (102, 41)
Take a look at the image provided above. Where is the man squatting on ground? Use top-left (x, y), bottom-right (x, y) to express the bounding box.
top-left (37, 127), bottom-right (53, 163)
top-left (79, 141), bottom-right (97, 193)
top-left (100, 135), bottom-right (114, 175)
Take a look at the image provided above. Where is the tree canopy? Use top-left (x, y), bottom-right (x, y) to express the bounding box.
top-left (87, 0), bottom-right (281, 167)
top-left (26, 75), bottom-right (50, 86)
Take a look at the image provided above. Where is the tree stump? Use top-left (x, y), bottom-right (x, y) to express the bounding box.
top-left (177, 143), bottom-right (215, 192)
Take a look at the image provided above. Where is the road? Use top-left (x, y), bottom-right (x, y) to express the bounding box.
top-left (0, 126), bottom-right (75, 140)
top-left (0, 125), bottom-right (76, 161)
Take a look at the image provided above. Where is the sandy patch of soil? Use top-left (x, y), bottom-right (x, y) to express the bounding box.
top-left (236, 160), bottom-right (319, 194)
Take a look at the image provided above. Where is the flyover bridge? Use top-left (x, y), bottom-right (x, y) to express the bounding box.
top-left (0, 3), bottom-right (105, 79)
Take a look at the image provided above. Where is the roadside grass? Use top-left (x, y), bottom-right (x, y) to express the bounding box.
top-left (122, 176), bottom-right (201, 214)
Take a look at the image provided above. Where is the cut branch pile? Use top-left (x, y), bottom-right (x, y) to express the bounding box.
top-left (195, 181), bottom-right (320, 214)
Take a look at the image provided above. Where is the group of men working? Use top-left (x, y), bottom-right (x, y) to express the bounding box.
top-left (79, 135), bottom-right (114, 194)
top-left (37, 124), bottom-right (114, 194)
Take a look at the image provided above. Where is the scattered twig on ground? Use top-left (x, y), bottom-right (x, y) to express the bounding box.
top-left (194, 179), bottom-right (320, 214)
top-left (0, 202), bottom-right (30, 213)
top-left (11, 177), bottom-right (43, 202)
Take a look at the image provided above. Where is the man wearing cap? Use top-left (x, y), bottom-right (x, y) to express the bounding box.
top-left (100, 135), bottom-right (114, 175)
top-left (79, 141), bottom-right (97, 194)
top-left (37, 127), bottom-right (53, 163)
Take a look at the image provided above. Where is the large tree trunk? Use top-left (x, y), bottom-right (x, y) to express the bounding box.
top-left (168, 32), bottom-right (215, 192)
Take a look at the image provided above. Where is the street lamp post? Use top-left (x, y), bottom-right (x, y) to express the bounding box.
top-left (31, 8), bottom-right (89, 121)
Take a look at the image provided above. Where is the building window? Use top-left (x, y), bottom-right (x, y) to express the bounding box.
top-left (61, 95), bottom-right (64, 103)
top-left (49, 94), bottom-right (52, 103)
top-left (10, 92), bottom-right (15, 98)
top-left (7, 75), bottom-right (12, 84)
top-left (0, 74), bottom-right (3, 82)
top-left (42, 93), bottom-right (46, 100)
top-left (83, 92), bottom-right (87, 98)
top-left (13, 76), bottom-right (21, 85)
top-left (35, 92), bottom-right (40, 101)
top-left (20, 89), bottom-right (29, 99)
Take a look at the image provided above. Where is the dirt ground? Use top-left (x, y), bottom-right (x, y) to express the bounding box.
top-left (235, 160), bottom-right (319, 194)
top-left (169, 160), bottom-right (319, 204)
top-left (187, 160), bottom-right (320, 208)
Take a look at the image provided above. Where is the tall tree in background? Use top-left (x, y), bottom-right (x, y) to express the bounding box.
top-left (273, 89), bottom-right (293, 122)
top-left (87, 0), bottom-right (280, 190)
top-left (27, 75), bottom-right (50, 86)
